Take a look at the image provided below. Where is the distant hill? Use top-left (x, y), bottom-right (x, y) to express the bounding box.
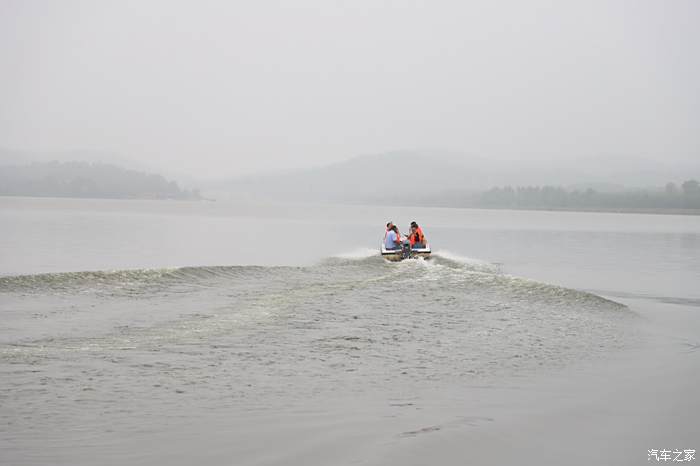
top-left (0, 147), bottom-right (200, 190)
top-left (208, 151), bottom-right (489, 203)
top-left (0, 161), bottom-right (201, 200)
top-left (209, 150), bottom-right (700, 204)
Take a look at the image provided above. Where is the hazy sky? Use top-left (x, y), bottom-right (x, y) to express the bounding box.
top-left (1, 0), bottom-right (698, 178)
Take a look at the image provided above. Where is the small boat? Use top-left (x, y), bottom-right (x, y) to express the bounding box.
top-left (380, 242), bottom-right (431, 262)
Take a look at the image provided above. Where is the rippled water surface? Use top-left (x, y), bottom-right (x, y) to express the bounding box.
top-left (1, 197), bottom-right (698, 465)
top-left (0, 254), bottom-right (633, 416)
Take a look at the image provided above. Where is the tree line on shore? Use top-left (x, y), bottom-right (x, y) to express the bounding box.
top-left (472, 180), bottom-right (700, 210)
top-left (0, 161), bottom-right (201, 200)
top-left (2, 159), bottom-right (698, 211)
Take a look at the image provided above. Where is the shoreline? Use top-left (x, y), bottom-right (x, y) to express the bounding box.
top-left (2, 194), bottom-right (699, 216)
top-left (422, 204), bottom-right (700, 216)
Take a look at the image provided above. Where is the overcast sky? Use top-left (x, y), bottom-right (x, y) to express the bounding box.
top-left (1, 0), bottom-right (698, 178)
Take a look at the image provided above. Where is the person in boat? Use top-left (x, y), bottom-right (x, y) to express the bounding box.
top-left (384, 224), bottom-right (402, 250)
top-left (384, 221), bottom-right (394, 240)
top-left (408, 221), bottom-right (426, 249)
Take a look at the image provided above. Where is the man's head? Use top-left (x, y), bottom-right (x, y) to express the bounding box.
top-left (386, 221), bottom-right (393, 229)
top-left (410, 221), bottom-right (418, 228)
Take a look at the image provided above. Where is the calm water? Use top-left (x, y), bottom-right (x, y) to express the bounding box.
top-left (1, 197), bottom-right (699, 465)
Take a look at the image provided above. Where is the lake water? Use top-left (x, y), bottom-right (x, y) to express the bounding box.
top-left (1, 197), bottom-right (699, 465)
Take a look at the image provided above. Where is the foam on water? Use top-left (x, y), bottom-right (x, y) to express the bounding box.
top-left (0, 252), bottom-right (623, 310)
top-left (0, 252), bottom-right (636, 448)
top-left (332, 247), bottom-right (380, 260)
top-left (430, 249), bottom-right (502, 273)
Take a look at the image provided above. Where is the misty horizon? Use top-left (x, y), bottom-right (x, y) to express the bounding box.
top-left (3, 145), bottom-right (699, 186)
top-left (2, 0), bottom-right (699, 179)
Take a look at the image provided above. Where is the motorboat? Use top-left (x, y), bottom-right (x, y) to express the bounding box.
top-left (380, 241), bottom-right (431, 261)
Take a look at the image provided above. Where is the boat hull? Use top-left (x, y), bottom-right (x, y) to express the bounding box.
top-left (380, 244), bottom-right (431, 261)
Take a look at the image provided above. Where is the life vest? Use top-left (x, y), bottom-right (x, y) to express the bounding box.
top-left (409, 227), bottom-right (425, 246)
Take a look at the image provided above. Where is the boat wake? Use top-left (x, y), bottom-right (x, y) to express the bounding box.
top-left (0, 251), bottom-right (638, 431)
top-left (1, 251), bottom-right (623, 310)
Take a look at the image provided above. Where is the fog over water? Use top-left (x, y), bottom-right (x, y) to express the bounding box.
top-left (1, 0), bottom-right (699, 179)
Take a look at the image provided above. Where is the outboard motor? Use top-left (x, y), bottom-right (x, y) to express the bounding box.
top-left (401, 241), bottom-right (411, 260)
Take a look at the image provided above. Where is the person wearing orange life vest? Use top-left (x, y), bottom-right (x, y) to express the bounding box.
top-left (407, 221), bottom-right (426, 248)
